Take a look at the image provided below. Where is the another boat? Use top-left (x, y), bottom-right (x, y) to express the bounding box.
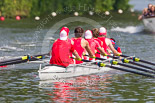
top-left (38, 62), bottom-right (114, 81)
top-left (143, 16), bottom-right (155, 32)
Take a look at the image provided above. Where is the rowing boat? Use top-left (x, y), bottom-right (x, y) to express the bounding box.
top-left (38, 61), bottom-right (113, 81)
top-left (0, 53), bottom-right (154, 80)
top-left (143, 16), bottom-right (155, 32)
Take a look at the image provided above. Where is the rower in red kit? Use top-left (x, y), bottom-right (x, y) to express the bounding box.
top-left (92, 28), bottom-right (104, 58)
top-left (72, 27), bottom-right (94, 64)
top-left (49, 27), bottom-right (81, 67)
top-left (61, 27), bottom-right (74, 64)
top-left (84, 30), bottom-right (107, 60)
top-left (98, 27), bottom-right (120, 56)
top-left (110, 38), bottom-right (122, 54)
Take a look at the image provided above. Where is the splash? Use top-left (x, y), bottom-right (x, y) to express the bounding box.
top-left (111, 26), bottom-right (144, 34)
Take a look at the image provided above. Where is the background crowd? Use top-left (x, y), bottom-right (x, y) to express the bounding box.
top-left (138, 4), bottom-right (155, 20)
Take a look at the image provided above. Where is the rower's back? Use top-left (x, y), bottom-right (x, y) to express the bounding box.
top-left (72, 27), bottom-right (85, 64)
top-left (72, 27), bottom-right (94, 64)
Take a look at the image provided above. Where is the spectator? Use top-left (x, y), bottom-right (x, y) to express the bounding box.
top-left (150, 5), bottom-right (155, 16)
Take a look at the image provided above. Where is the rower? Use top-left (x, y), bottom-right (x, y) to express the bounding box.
top-left (98, 27), bottom-right (120, 56)
top-left (110, 38), bottom-right (122, 54)
top-left (92, 28), bottom-right (104, 58)
top-left (49, 27), bottom-right (81, 67)
top-left (84, 30), bottom-right (107, 60)
top-left (71, 27), bottom-right (95, 64)
top-left (61, 27), bottom-right (74, 64)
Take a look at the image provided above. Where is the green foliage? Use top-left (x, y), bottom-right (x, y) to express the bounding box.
top-left (113, 0), bottom-right (131, 10)
top-left (0, 0), bottom-right (131, 18)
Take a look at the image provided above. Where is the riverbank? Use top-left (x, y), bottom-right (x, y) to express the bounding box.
top-left (0, 11), bottom-right (141, 29)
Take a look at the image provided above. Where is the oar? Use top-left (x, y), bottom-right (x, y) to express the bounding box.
top-left (95, 52), bottom-right (119, 59)
top-left (110, 60), bottom-right (155, 74)
top-left (99, 53), bottom-right (155, 71)
top-left (71, 57), bottom-right (155, 78)
top-left (0, 53), bottom-right (49, 66)
top-left (120, 54), bottom-right (155, 66)
top-left (96, 52), bottom-right (155, 66)
top-left (121, 59), bottom-right (155, 71)
top-left (84, 55), bottom-right (155, 74)
top-left (98, 55), bottom-right (155, 71)
top-left (108, 65), bottom-right (155, 78)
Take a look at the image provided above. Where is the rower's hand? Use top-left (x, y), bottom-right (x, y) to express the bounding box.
top-left (101, 53), bottom-right (108, 56)
top-left (89, 55), bottom-right (96, 59)
top-left (107, 50), bottom-right (112, 54)
top-left (116, 53), bottom-right (121, 56)
top-left (75, 57), bottom-right (82, 61)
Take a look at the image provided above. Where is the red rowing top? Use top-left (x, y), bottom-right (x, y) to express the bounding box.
top-left (94, 38), bottom-right (103, 58)
top-left (50, 39), bottom-right (75, 67)
top-left (72, 37), bottom-right (84, 64)
top-left (98, 37), bottom-right (108, 54)
top-left (85, 38), bottom-right (100, 55)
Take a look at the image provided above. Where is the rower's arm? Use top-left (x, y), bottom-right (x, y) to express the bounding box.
top-left (72, 50), bottom-right (81, 59)
top-left (97, 47), bottom-right (107, 56)
top-left (50, 40), bottom-right (57, 56)
top-left (85, 41), bottom-right (94, 57)
top-left (108, 40), bottom-right (119, 56)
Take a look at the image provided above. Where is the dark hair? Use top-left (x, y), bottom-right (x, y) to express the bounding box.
top-left (92, 28), bottom-right (99, 38)
top-left (110, 38), bottom-right (116, 42)
top-left (74, 27), bottom-right (84, 38)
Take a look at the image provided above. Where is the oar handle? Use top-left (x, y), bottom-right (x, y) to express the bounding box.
top-left (70, 57), bottom-right (92, 62)
top-left (96, 52), bottom-right (119, 59)
top-left (120, 54), bottom-right (129, 58)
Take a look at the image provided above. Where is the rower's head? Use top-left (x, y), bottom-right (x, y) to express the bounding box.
top-left (74, 27), bottom-right (84, 38)
top-left (148, 4), bottom-right (153, 10)
top-left (59, 27), bottom-right (69, 40)
top-left (110, 38), bottom-right (116, 47)
top-left (110, 38), bottom-right (116, 42)
top-left (99, 27), bottom-right (107, 37)
top-left (92, 28), bottom-right (99, 38)
top-left (84, 30), bottom-right (93, 39)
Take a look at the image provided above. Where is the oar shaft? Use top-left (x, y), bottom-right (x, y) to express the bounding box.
top-left (72, 57), bottom-right (155, 78)
top-left (117, 63), bottom-right (155, 74)
top-left (128, 61), bottom-right (155, 71)
top-left (0, 53), bottom-right (48, 64)
top-left (0, 60), bottom-right (28, 66)
top-left (140, 59), bottom-right (155, 66)
top-left (96, 56), bottom-right (155, 74)
top-left (120, 54), bottom-right (129, 58)
top-left (0, 53), bottom-right (49, 66)
top-left (108, 65), bottom-right (155, 78)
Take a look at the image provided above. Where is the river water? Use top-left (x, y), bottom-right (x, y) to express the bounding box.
top-left (0, 7), bottom-right (155, 103)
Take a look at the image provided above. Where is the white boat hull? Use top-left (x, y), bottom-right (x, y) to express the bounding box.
top-left (143, 17), bottom-right (155, 32)
top-left (38, 63), bottom-right (113, 81)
